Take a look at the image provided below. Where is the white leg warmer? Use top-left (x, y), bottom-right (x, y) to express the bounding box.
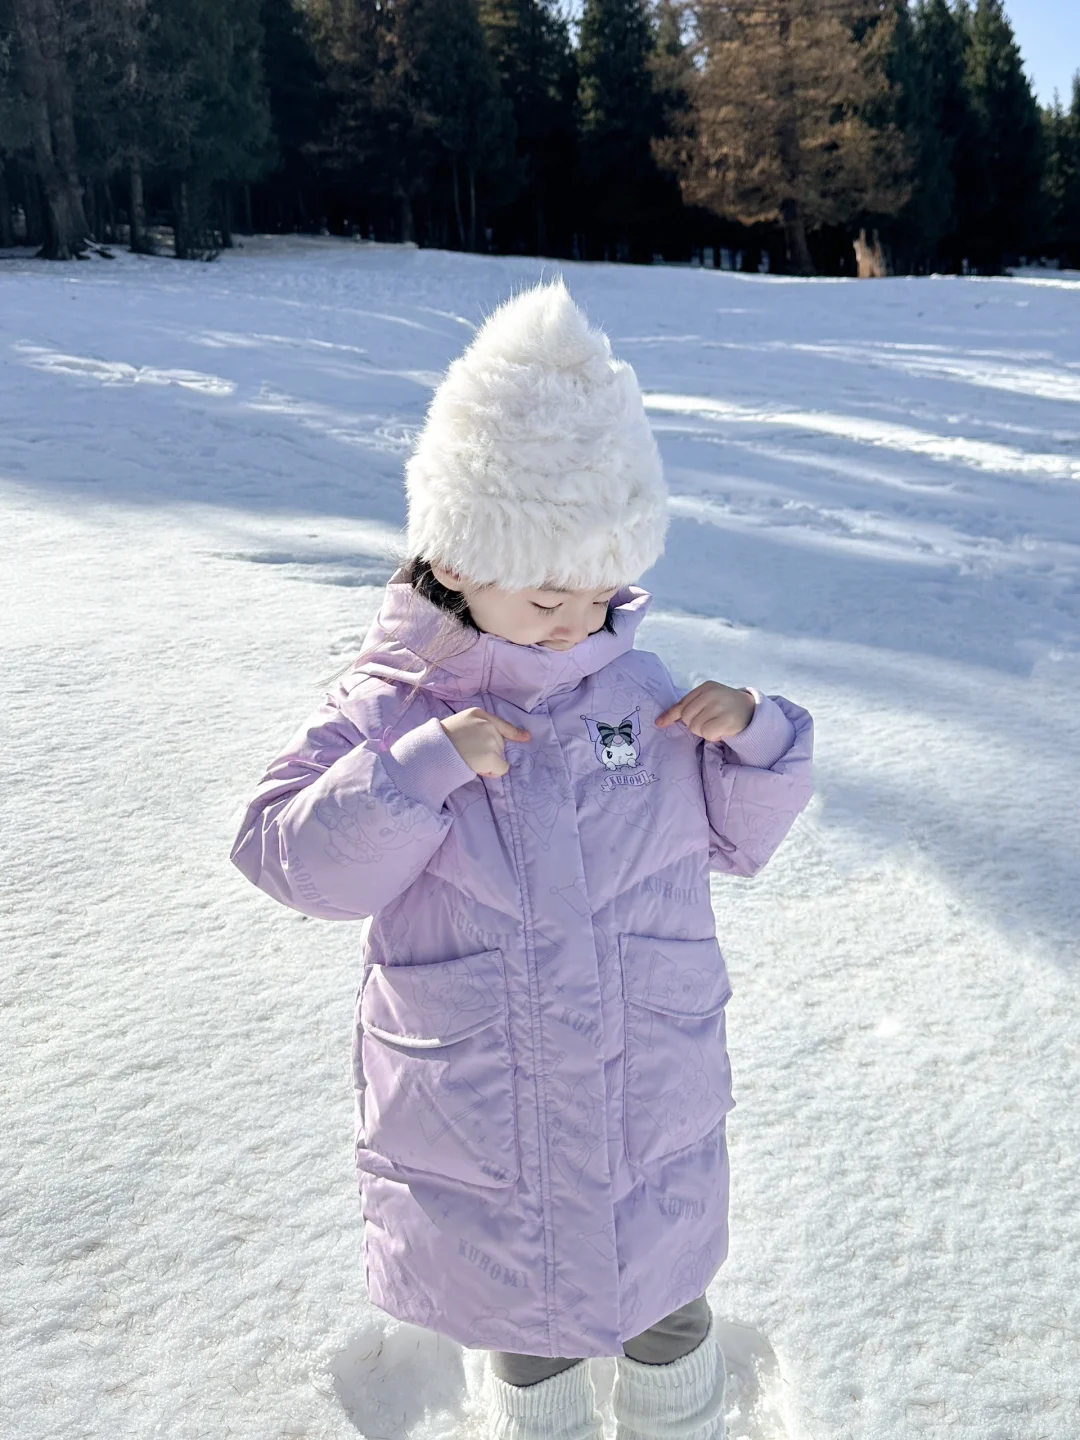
top-left (487, 1360), bottom-right (605, 1440)
top-left (610, 1315), bottom-right (727, 1440)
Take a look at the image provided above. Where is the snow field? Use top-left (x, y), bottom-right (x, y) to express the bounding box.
top-left (1, 238), bottom-right (1078, 1439)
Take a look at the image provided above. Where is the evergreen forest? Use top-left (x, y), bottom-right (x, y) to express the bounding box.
top-left (1, 0), bottom-right (1078, 274)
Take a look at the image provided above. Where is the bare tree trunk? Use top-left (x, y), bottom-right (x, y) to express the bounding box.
top-left (397, 186), bottom-right (414, 244)
top-left (43, 0), bottom-right (86, 236)
top-left (244, 182), bottom-right (253, 234)
top-left (13, 0), bottom-right (89, 259)
top-left (0, 157), bottom-right (14, 248)
top-left (780, 197), bottom-right (813, 275)
top-left (172, 177), bottom-right (190, 258)
top-left (84, 178), bottom-right (98, 241)
top-left (128, 154), bottom-right (152, 252)
top-left (219, 185), bottom-right (233, 248)
top-left (775, 1), bottom-right (813, 276)
top-left (101, 179), bottom-right (116, 243)
top-left (450, 158), bottom-right (465, 249)
top-left (467, 162), bottom-right (477, 252)
top-left (23, 167), bottom-right (46, 245)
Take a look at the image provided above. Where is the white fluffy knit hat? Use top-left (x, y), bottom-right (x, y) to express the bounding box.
top-left (404, 276), bottom-right (668, 591)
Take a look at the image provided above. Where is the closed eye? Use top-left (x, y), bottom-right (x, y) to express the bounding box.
top-left (532, 597), bottom-right (615, 613)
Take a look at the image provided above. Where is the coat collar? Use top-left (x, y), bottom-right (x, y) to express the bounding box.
top-left (353, 568), bottom-right (653, 713)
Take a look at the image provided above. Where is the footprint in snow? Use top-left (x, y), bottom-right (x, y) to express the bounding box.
top-left (710, 1319), bottom-right (793, 1440)
top-left (329, 1316), bottom-right (792, 1440)
top-left (329, 1318), bottom-right (477, 1439)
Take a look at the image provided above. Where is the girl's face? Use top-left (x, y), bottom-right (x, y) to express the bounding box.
top-left (429, 563), bottom-right (621, 650)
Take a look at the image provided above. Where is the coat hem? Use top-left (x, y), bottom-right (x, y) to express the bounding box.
top-left (363, 1273), bottom-right (723, 1360)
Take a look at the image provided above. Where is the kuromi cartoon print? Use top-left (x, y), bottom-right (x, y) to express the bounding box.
top-left (581, 704), bottom-right (659, 793)
top-left (581, 706), bottom-right (642, 769)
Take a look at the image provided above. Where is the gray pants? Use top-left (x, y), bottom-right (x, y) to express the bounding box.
top-left (489, 1294), bottom-right (711, 1386)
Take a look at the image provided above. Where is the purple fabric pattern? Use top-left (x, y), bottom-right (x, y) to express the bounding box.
top-left (230, 570), bottom-right (814, 1356)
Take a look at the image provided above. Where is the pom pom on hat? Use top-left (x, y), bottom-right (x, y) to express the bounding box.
top-left (404, 276), bottom-right (669, 592)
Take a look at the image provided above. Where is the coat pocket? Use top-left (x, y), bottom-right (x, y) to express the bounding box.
top-left (356, 949), bottom-right (520, 1189)
top-left (619, 933), bottom-right (734, 1169)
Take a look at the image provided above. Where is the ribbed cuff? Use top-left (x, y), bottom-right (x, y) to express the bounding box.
top-left (722, 687), bottom-right (796, 769)
top-left (380, 716), bottom-right (477, 810)
top-left (488, 1359), bottom-right (601, 1439)
top-left (613, 1314), bottom-right (726, 1440)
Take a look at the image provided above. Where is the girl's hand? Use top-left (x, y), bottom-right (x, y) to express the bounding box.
top-left (440, 708), bottom-right (532, 777)
top-left (655, 682), bottom-right (755, 743)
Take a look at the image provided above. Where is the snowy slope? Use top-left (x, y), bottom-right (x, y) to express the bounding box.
top-left (1, 237), bottom-right (1078, 1440)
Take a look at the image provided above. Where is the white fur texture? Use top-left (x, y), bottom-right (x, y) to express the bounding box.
top-left (404, 276), bottom-right (669, 590)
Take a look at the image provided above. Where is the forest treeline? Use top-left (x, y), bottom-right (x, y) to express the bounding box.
top-left (1, 0), bottom-right (1078, 274)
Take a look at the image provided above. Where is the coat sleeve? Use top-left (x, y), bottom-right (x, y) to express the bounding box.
top-left (229, 683), bottom-right (477, 921)
top-left (700, 686), bottom-right (814, 877)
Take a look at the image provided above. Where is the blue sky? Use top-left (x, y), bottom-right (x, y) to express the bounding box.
top-left (1008, 0), bottom-right (1080, 107)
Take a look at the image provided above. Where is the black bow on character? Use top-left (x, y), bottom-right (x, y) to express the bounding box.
top-left (597, 721), bottom-right (634, 746)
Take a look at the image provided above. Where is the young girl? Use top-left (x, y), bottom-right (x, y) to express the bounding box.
top-left (230, 278), bottom-right (814, 1440)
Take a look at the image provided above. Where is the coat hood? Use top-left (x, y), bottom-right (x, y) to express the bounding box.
top-left (349, 567), bottom-right (653, 713)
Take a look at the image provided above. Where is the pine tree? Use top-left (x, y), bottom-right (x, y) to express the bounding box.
top-left (61, 0), bottom-right (168, 251)
top-left (682, 0), bottom-right (909, 275)
top-left (309, 0), bottom-right (512, 247)
top-left (257, 0), bottom-right (328, 231)
top-left (478, 0), bottom-right (578, 254)
top-left (394, 0), bottom-right (514, 249)
top-left (1043, 74), bottom-right (1080, 266)
top-left (845, 0), bottom-right (918, 272)
top-left (1043, 94), bottom-right (1068, 256)
top-left (145, 0), bottom-right (273, 255)
top-left (902, 0), bottom-right (980, 271)
top-left (10, 0), bottom-right (88, 257)
top-left (964, 0), bottom-right (1043, 269)
top-left (0, 2), bottom-right (31, 246)
top-left (307, 0), bottom-right (401, 233)
top-left (873, 0), bottom-right (930, 269)
top-left (1067, 77), bottom-right (1080, 265)
top-left (577, 0), bottom-right (668, 261)
top-left (649, 0), bottom-right (695, 190)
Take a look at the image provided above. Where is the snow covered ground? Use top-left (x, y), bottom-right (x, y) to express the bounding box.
top-left (2, 236), bottom-right (1079, 1440)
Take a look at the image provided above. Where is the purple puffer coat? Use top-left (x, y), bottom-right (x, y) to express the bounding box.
top-left (230, 572), bottom-right (814, 1357)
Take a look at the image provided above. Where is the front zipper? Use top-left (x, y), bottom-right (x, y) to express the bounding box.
top-left (485, 689), bottom-right (558, 1354)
